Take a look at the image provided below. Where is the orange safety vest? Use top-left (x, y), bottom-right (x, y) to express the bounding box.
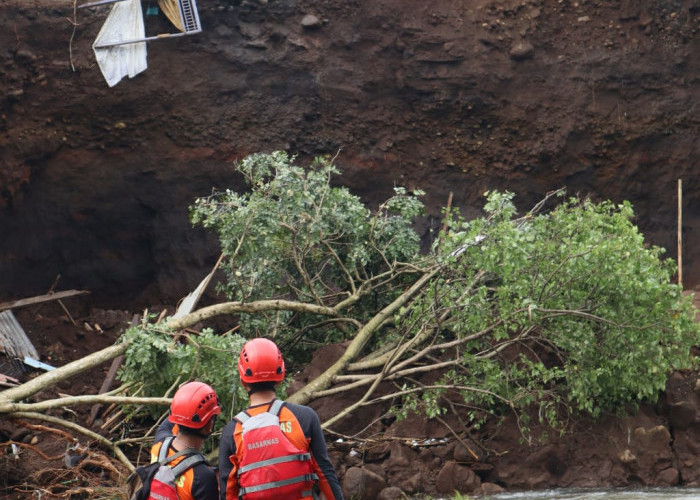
top-left (150, 439), bottom-right (199, 500)
top-left (226, 401), bottom-right (320, 500)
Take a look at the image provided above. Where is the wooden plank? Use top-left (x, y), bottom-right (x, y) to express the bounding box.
top-left (86, 354), bottom-right (125, 426)
top-left (86, 314), bottom-right (139, 427)
top-left (0, 310), bottom-right (40, 361)
top-left (0, 290), bottom-right (90, 312)
top-left (0, 373), bottom-right (20, 387)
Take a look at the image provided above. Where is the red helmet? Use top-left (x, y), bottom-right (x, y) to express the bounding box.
top-left (168, 381), bottom-right (221, 429)
top-left (238, 338), bottom-right (285, 384)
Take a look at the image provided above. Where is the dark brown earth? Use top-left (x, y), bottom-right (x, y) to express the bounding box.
top-left (0, 0), bottom-right (699, 498)
top-left (1, 297), bottom-right (700, 499)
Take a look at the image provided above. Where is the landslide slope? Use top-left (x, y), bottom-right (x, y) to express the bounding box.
top-left (0, 0), bottom-right (698, 306)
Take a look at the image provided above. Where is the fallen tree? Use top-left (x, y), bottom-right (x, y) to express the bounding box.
top-left (1, 152), bottom-right (697, 475)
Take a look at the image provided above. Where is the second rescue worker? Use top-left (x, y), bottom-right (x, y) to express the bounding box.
top-left (218, 338), bottom-right (345, 500)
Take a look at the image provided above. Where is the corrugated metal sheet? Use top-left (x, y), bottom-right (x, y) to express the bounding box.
top-left (0, 310), bottom-right (39, 373)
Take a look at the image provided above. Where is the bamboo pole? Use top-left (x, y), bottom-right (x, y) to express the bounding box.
top-left (678, 179), bottom-right (683, 287)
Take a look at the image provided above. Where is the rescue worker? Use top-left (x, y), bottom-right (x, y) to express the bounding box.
top-left (152, 381), bottom-right (221, 500)
top-left (218, 337), bottom-right (344, 500)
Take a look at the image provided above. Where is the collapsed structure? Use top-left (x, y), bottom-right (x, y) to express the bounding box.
top-left (85, 0), bottom-right (202, 86)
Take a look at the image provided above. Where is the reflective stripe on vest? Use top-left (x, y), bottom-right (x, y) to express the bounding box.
top-left (238, 452), bottom-right (312, 474)
top-left (239, 473), bottom-right (319, 496)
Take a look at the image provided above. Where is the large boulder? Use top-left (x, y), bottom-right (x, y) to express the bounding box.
top-left (341, 466), bottom-right (386, 500)
top-left (435, 461), bottom-right (481, 495)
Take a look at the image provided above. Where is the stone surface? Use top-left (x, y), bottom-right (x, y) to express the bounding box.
top-left (342, 466), bottom-right (387, 500)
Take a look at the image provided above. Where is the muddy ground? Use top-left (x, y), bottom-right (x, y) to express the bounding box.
top-left (1, 296), bottom-right (700, 499)
top-left (0, 0), bottom-right (699, 498)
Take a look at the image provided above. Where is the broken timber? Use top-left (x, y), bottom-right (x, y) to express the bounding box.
top-left (0, 290), bottom-right (89, 312)
top-left (86, 314), bottom-right (140, 427)
top-left (0, 310), bottom-right (40, 369)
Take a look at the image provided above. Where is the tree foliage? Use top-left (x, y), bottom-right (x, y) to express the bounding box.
top-left (166, 152), bottom-right (695, 434)
top-left (116, 152), bottom-right (697, 436)
top-left (401, 191), bottom-right (698, 427)
top-left (8, 151), bottom-right (695, 460)
top-left (117, 319), bottom-right (247, 424)
top-left (189, 151), bottom-right (425, 363)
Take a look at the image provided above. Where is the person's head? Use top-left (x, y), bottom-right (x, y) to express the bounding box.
top-left (238, 338), bottom-right (285, 395)
top-left (168, 381), bottom-right (221, 438)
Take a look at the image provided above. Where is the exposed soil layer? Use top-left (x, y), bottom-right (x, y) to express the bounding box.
top-left (0, 0), bottom-right (698, 308)
top-left (0, 0), bottom-right (699, 498)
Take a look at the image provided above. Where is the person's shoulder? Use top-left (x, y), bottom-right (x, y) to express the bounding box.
top-left (193, 458), bottom-right (217, 477)
top-left (221, 417), bottom-right (239, 433)
top-left (281, 401), bottom-right (319, 420)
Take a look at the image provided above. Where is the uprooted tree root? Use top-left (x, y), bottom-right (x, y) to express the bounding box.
top-left (3, 465), bottom-right (129, 499)
top-left (0, 420), bottom-right (131, 499)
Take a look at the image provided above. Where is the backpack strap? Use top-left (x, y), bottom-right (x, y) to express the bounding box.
top-left (157, 435), bottom-right (203, 474)
top-left (170, 453), bottom-right (206, 477)
top-left (234, 410), bottom-right (250, 425)
top-left (157, 436), bottom-right (175, 462)
top-left (268, 399), bottom-right (285, 417)
top-left (234, 399), bottom-right (284, 425)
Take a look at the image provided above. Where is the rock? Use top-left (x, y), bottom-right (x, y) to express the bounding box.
top-left (301, 14), bottom-right (322, 29)
top-left (454, 442), bottom-right (477, 463)
top-left (478, 482), bottom-right (506, 495)
top-left (399, 472), bottom-right (422, 494)
top-left (377, 486), bottom-right (406, 499)
top-left (656, 467), bottom-right (679, 486)
top-left (435, 461), bottom-right (481, 495)
top-left (668, 401), bottom-right (697, 430)
top-left (386, 441), bottom-right (415, 468)
top-left (341, 466), bottom-right (386, 500)
top-left (418, 447), bottom-right (435, 462)
top-left (509, 41), bottom-right (535, 61)
top-left (89, 309), bottom-right (131, 329)
top-left (619, 449), bottom-right (637, 464)
top-left (365, 442), bottom-right (391, 462)
top-left (364, 463), bottom-right (386, 480)
top-left (9, 428), bottom-right (30, 442)
top-left (15, 49), bottom-right (37, 62)
top-left (633, 425), bottom-right (671, 450)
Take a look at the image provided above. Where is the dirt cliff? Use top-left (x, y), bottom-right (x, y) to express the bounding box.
top-left (1, 0), bottom-right (698, 308)
top-left (0, 0), bottom-right (699, 497)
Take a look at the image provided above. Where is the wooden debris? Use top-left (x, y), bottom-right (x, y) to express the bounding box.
top-left (86, 314), bottom-right (139, 427)
top-left (0, 310), bottom-right (40, 370)
top-left (0, 290), bottom-right (89, 312)
top-left (57, 297), bottom-right (77, 326)
top-left (86, 354), bottom-right (124, 427)
top-left (0, 372), bottom-right (20, 387)
top-left (171, 253), bottom-right (223, 319)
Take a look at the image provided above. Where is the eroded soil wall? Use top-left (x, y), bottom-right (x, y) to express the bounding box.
top-left (1, 0), bottom-right (698, 307)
